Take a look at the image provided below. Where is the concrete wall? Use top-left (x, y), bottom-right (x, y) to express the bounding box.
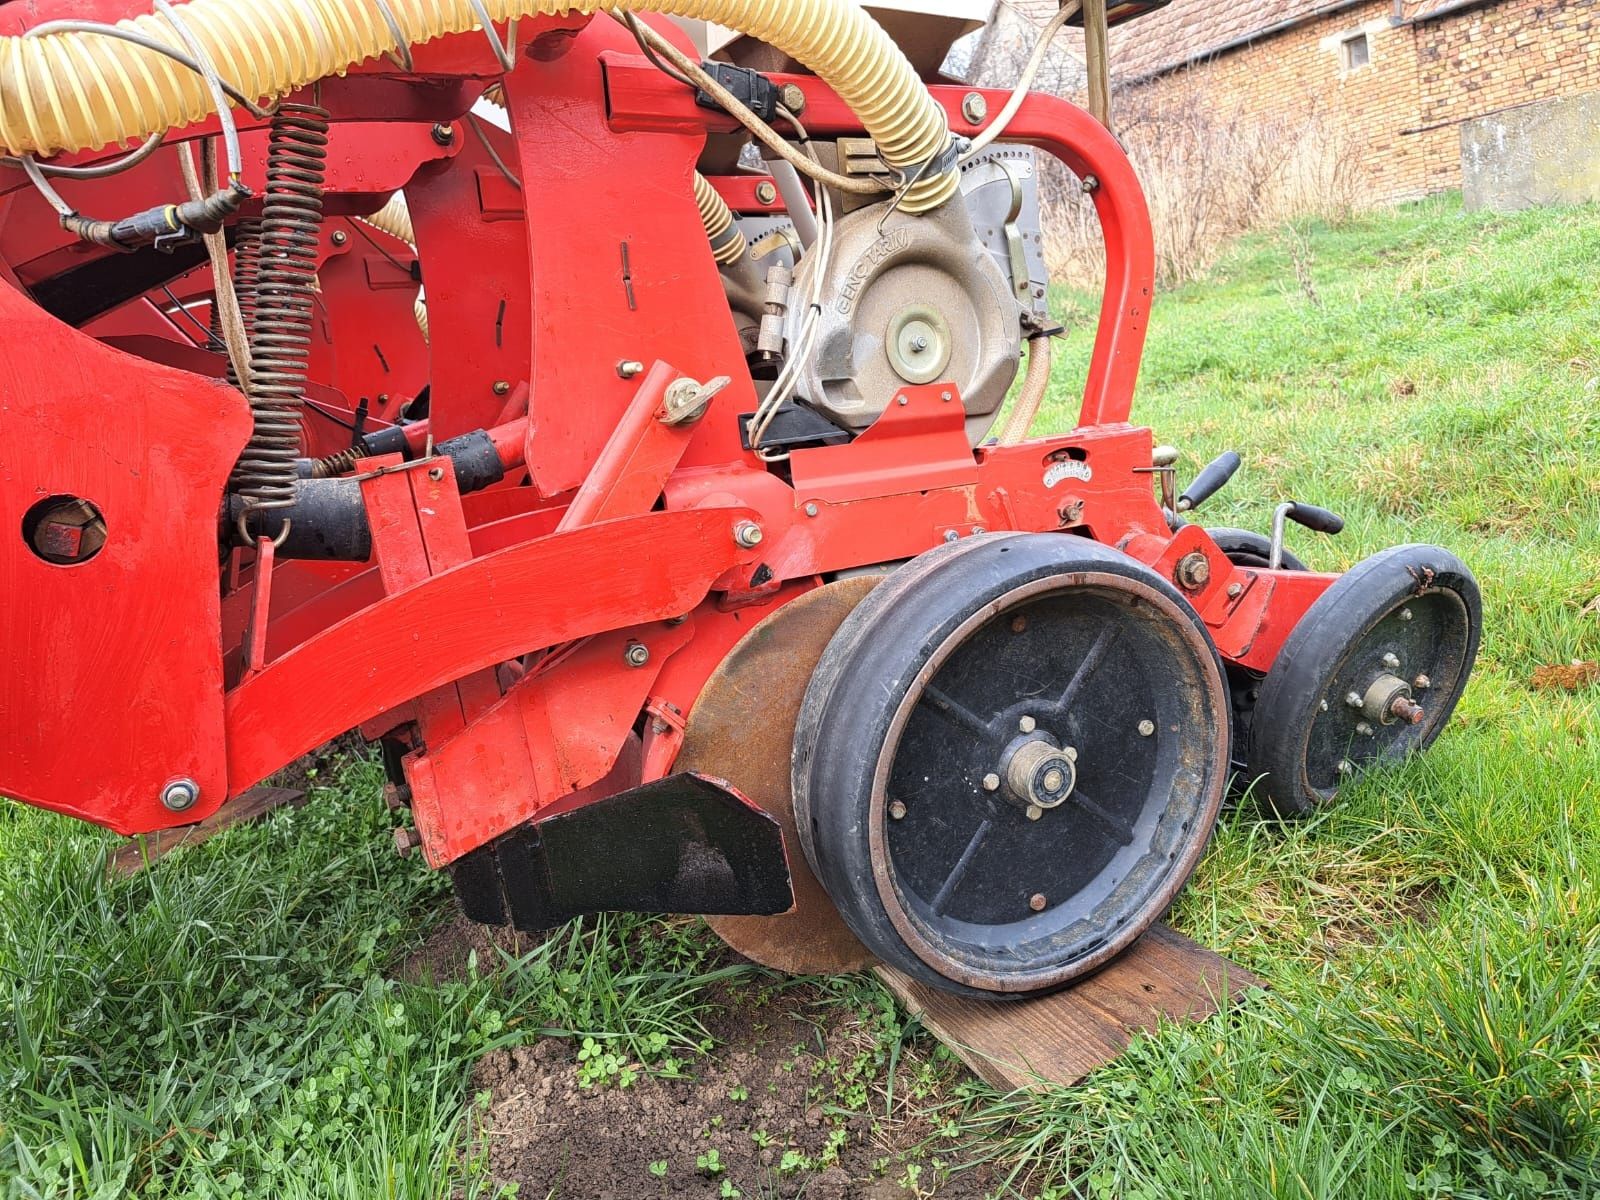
top-left (1462, 89), bottom-right (1600, 210)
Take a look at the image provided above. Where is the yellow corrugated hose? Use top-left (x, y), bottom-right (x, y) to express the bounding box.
top-left (0, 0), bottom-right (957, 211)
top-left (692, 170), bottom-right (747, 266)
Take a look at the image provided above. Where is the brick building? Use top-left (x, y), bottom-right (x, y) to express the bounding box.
top-left (989, 0), bottom-right (1600, 201)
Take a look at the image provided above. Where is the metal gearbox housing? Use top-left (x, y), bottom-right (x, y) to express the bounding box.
top-left (783, 190), bottom-right (1026, 442)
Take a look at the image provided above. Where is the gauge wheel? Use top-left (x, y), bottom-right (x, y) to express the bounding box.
top-left (1207, 527), bottom-right (1308, 572)
top-left (1246, 544), bottom-right (1481, 818)
top-left (792, 534), bottom-right (1231, 998)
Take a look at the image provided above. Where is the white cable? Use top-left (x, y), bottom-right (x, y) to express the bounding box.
top-left (961, 1), bottom-right (1081, 164)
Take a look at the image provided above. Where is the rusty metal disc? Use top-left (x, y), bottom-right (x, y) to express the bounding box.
top-left (678, 576), bottom-right (882, 975)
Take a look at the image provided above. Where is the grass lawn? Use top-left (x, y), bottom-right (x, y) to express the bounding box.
top-left (2, 195), bottom-right (1597, 1198)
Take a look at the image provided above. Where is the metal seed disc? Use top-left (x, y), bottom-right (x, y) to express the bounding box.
top-left (678, 577), bottom-right (882, 974)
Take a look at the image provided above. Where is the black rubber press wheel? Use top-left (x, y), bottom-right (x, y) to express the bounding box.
top-left (1246, 544), bottom-right (1481, 817)
top-left (1207, 527), bottom-right (1308, 572)
top-left (793, 534), bottom-right (1231, 998)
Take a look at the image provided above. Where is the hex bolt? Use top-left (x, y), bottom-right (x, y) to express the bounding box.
top-left (982, 773), bottom-right (1001, 792)
top-left (1400, 608), bottom-right (1414, 622)
top-left (1064, 747), bottom-right (1078, 761)
top-left (1382, 652), bottom-right (1401, 670)
top-left (1346, 692), bottom-right (1364, 709)
top-left (1138, 720), bottom-right (1155, 737)
top-left (1356, 721), bottom-right (1374, 736)
top-left (1413, 674), bottom-right (1432, 691)
top-left (393, 826), bottom-right (423, 857)
top-left (1010, 615), bottom-right (1027, 633)
top-left (160, 778), bottom-right (200, 812)
top-left (624, 642), bottom-right (651, 668)
top-left (330, 230), bottom-right (348, 246)
top-left (1081, 174), bottom-right (1101, 193)
top-left (888, 800), bottom-right (908, 821)
top-left (943, 530), bottom-right (960, 543)
top-left (492, 380), bottom-right (511, 396)
top-left (1337, 760), bottom-right (1355, 775)
top-left (1026, 805), bottom-right (1043, 821)
top-left (804, 503), bottom-right (820, 518)
top-left (972, 526), bottom-right (986, 535)
top-left (962, 92), bottom-right (989, 124)
top-left (1227, 582), bottom-right (1244, 599)
top-left (779, 82), bottom-right (808, 114)
top-left (1319, 699), bottom-right (1330, 712)
top-left (431, 122), bottom-right (455, 145)
top-left (617, 360), bottom-right (645, 380)
top-left (1019, 715), bottom-right (1037, 733)
top-left (755, 181), bottom-right (778, 205)
top-left (1175, 552), bottom-right (1211, 592)
top-left (897, 395), bottom-right (909, 406)
top-left (941, 391), bottom-right (954, 403)
top-left (1029, 892), bottom-right (1047, 912)
top-left (734, 522), bottom-right (764, 549)
top-left (383, 781), bottom-right (411, 811)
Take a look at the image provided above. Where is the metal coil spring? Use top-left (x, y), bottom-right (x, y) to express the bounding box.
top-left (221, 216), bottom-right (262, 387)
top-left (231, 104), bottom-right (329, 533)
top-left (311, 447), bottom-right (359, 478)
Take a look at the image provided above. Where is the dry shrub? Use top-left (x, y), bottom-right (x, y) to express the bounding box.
top-left (1039, 82), bottom-right (1370, 286)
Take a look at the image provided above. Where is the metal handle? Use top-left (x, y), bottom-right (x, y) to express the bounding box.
top-left (1177, 451), bottom-right (1240, 513)
top-left (1270, 501), bottom-right (1345, 570)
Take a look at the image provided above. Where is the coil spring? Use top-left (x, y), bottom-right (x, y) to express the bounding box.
top-left (311, 447), bottom-right (359, 478)
top-left (219, 217), bottom-right (263, 386)
top-left (230, 104), bottom-right (329, 535)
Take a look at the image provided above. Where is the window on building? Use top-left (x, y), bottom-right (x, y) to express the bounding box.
top-left (1341, 32), bottom-right (1372, 71)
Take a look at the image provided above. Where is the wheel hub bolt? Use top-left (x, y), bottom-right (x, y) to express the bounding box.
top-left (1389, 695), bottom-right (1425, 725)
top-left (1138, 719), bottom-right (1155, 737)
top-left (1345, 692), bottom-right (1364, 709)
top-left (1400, 608), bottom-right (1414, 621)
top-left (1413, 674), bottom-right (1431, 690)
top-left (1356, 721), bottom-right (1374, 736)
top-left (1382, 652), bottom-right (1401, 669)
top-left (1010, 615), bottom-right (1027, 633)
top-left (1337, 760), bottom-right (1354, 775)
top-left (1019, 716), bottom-right (1037, 733)
top-left (1028, 892), bottom-right (1047, 912)
top-left (982, 773), bottom-right (1001, 792)
top-left (889, 800), bottom-right (908, 820)
top-left (1026, 805), bottom-right (1043, 821)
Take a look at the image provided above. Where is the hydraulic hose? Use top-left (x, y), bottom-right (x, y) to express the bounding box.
top-left (0, 0), bottom-right (958, 212)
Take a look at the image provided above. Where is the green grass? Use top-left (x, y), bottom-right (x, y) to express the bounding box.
top-left (3, 195), bottom-right (1597, 1198)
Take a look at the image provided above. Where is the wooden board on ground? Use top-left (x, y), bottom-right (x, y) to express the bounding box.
top-left (877, 924), bottom-right (1260, 1092)
top-left (109, 786), bottom-right (307, 876)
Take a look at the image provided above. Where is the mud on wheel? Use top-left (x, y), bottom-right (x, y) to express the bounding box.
top-left (793, 534), bottom-right (1231, 998)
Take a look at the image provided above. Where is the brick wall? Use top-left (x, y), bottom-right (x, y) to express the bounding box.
top-left (1121, 0), bottom-right (1600, 202)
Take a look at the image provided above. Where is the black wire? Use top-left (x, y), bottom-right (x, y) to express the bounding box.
top-left (303, 397), bottom-right (362, 432)
top-left (348, 217), bottom-right (417, 278)
top-left (161, 286), bottom-right (227, 351)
